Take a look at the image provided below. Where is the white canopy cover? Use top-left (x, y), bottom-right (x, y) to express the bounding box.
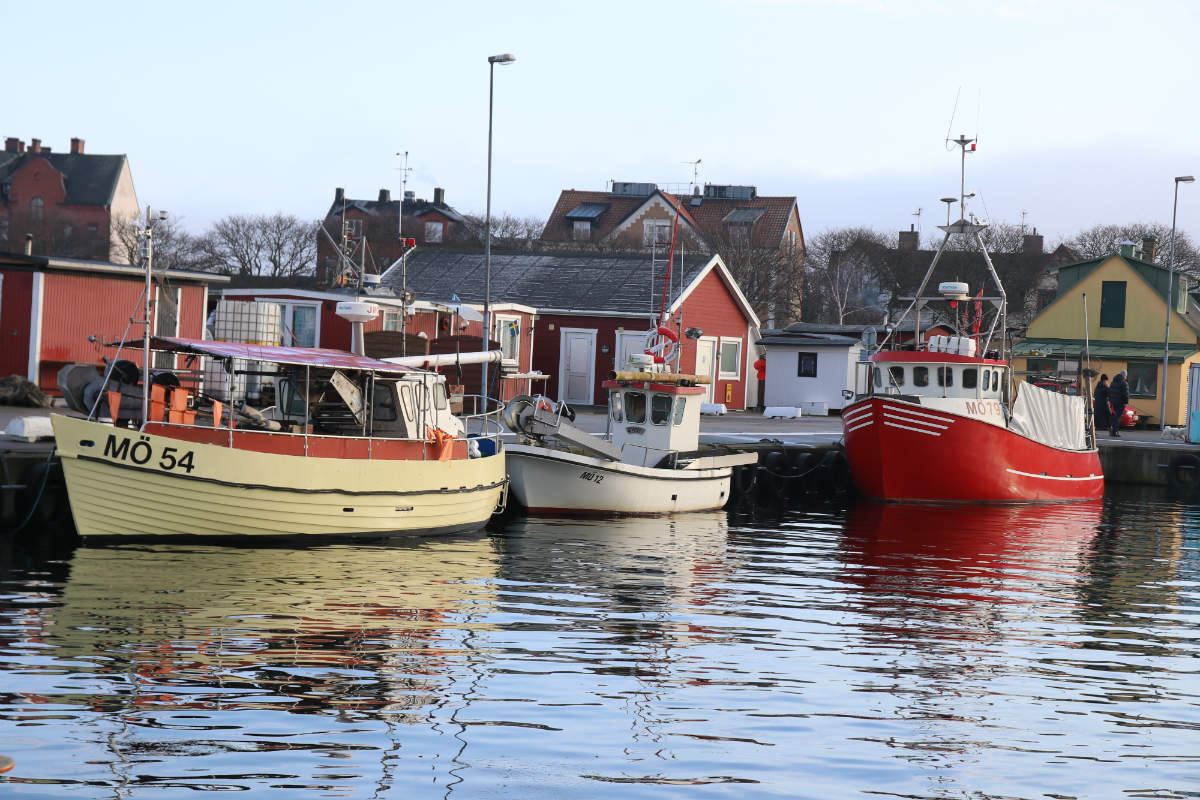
top-left (1009, 381), bottom-right (1089, 451)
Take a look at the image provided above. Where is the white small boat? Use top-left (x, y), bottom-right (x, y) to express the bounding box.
top-left (504, 354), bottom-right (757, 515)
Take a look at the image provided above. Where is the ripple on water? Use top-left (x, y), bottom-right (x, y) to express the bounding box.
top-left (0, 495), bottom-right (1198, 797)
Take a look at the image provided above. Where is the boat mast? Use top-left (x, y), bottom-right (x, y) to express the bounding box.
top-left (136, 206), bottom-right (165, 427)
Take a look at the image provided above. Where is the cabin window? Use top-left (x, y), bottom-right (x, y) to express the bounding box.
top-left (399, 383), bottom-right (414, 418)
top-left (672, 396), bottom-right (686, 425)
top-left (1100, 281), bottom-right (1126, 328)
top-left (609, 391), bottom-right (623, 422)
top-left (373, 384), bottom-right (397, 421)
top-left (797, 352), bottom-right (818, 378)
top-left (888, 366), bottom-right (904, 387)
top-left (651, 394), bottom-right (672, 425)
top-left (913, 366), bottom-right (929, 387)
top-left (433, 382), bottom-right (448, 410)
top-left (873, 367), bottom-right (882, 388)
top-left (625, 391), bottom-right (646, 424)
top-left (962, 368), bottom-right (978, 389)
top-left (937, 366), bottom-right (954, 387)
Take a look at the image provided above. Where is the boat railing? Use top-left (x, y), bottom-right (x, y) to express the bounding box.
top-left (459, 393), bottom-right (506, 454)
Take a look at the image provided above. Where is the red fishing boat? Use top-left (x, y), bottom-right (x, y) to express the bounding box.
top-left (841, 136), bottom-right (1103, 503)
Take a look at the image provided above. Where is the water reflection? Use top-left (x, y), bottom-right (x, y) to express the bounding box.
top-left (0, 498), bottom-right (1197, 798)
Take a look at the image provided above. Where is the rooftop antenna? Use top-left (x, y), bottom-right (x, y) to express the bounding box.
top-left (1020, 208), bottom-right (1029, 236)
top-left (682, 159), bottom-right (702, 192)
top-left (912, 207), bottom-right (922, 235)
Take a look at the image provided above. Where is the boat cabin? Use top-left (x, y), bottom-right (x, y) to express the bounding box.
top-left (273, 369), bottom-right (465, 439)
top-left (602, 369), bottom-right (706, 467)
top-left (867, 337), bottom-right (1009, 403)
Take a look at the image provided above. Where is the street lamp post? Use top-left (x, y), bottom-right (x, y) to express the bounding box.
top-left (1160, 174), bottom-right (1194, 428)
top-left (481, 52), bottom-right (515, 407)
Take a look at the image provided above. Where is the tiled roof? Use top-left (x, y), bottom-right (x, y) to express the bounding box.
top-left (0, 152), bottom-right (127, 206)
top-left (379, 248), bottom-right (709, 315)
top-left (540, 186), bottom-right (799, 251)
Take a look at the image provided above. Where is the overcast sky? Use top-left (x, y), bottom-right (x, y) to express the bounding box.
top-left (8, 0), bottom-right (1198, 247)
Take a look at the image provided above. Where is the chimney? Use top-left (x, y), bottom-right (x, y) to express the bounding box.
top-left (898, 226), bottom-right (919, 251)
top-left (334, 187), bottom-right (345, 204)
top-left (378, 188), bottom-right (391, 203)
top-left (1141, 232), bottom-right (1158, 262)
top-left (1022, 227), bottom-right (1044, 256)
top-left (693, 185), bottom-right (700, 196)
top-left (433, 187), bottom-right (445, 205)
top-left (4, 137), bottom-right (21, 153)
top-left (30, 138), bottom-right (41, 153)
top-left (24, 234), bottom-right (33, 255)
top-left (70, 137), bottom-right (84, 154)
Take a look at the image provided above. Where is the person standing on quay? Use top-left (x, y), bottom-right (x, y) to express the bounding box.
top-left (1094, 373), bottom-right (1111, 435)
top-left (1109, 369), bottom-right (1130, 437)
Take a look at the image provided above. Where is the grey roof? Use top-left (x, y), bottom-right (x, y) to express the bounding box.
top-left (380, 248), bottom-right (708, 314)
top-left (0, 152), bottom-right (127, 206)
top-left (328, 196), bottom-right (467, 224)
top-left (759, 331), bottom-right (859, 347)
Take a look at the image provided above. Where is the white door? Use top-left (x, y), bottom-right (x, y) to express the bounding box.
top-left (559, 329), bottom-right (596, 405)
top-left (695, 336), bottom-right (717, 403)
top-left (615, 330), bottom-right (649, 372)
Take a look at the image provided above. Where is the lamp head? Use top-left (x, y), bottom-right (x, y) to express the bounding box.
top-left (488, 53), bottom-right (516, 64)
top-left (1177, 176), bottom-right (1196, 184)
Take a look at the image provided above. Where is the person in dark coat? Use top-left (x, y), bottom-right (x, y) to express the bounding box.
top-left (1109, 370), bottom-right (1130, 436)
top-left (1093, 374), bottom-right (1111, 434)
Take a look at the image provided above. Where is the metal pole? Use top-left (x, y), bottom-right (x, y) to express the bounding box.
top-left (1161, 176), bottom-right (1194, 427)
top-left (398, 151), bottom-right (409, 356)
top-left (482, 59), bottom-right (495, 404)
top-left (141, 207), bottom-right (153, 426)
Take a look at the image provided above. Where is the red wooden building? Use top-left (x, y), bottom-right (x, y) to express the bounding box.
top-left (382, 249), bottom-right (761, 409)
top-left (0, 251), bottom-right (228, 391)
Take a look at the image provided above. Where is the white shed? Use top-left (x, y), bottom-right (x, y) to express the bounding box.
top-left (759, 323), bottom-right (868, 413)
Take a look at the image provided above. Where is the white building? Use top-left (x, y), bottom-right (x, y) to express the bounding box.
top-left (759, 323), bottom-right (867, 413)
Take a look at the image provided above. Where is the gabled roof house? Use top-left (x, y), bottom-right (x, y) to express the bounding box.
top-left (381, 248), bottom-right (762, 409)
top-left (0, 136), bottom-right (139, 263)
top-left (1011, 239), bottom-right (1200, 426)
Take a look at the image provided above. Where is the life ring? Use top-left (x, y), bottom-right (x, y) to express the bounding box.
top-left (1167, 454), bottom-right (1200, 493)
top-left (644, 326), bottom-right (678, 365)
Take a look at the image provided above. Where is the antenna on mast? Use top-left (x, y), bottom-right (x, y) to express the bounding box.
top-left (912, 207), bottom-right (922, 235)
top-left (682, 159), bottom-right (702, 192)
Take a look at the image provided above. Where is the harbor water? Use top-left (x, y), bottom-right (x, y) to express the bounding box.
top-left (1, 490), bottom-right (1198, 798)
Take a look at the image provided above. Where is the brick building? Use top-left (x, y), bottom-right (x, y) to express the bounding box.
top-left (0, 136), bottom-right (139, 263)
top-left (315, 186), bottom-right (471, 285)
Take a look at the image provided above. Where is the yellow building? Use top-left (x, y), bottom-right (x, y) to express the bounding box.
top-left (1012, 242), bottom-right (1200, 427)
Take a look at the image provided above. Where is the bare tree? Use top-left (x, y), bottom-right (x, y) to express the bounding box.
top-left (802, 227), bottom-right (892, 324)
top-left (460, 212), bottom-right (544, 248)
top-left (201, 213), bottom-right (318, 277)
top-left (1066, 222), bottom-right (1199, 275)
top-left (112, 212), bottom-right (208, 272)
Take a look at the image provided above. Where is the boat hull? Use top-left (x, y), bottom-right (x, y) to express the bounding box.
top-left (506, 444), bottom-right (737, 515)
top-left (842, 397), bottom-right (1103, 502)
top-left (51, 414), bottom-right (506, 537)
